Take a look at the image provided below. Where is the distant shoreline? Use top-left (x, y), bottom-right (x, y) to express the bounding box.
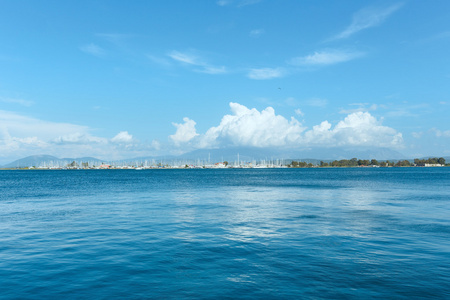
top-left (1, 165), bottom-right (448, 171)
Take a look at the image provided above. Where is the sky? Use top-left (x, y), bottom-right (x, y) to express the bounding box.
top-left (1, 0), bottom-right (450, 163)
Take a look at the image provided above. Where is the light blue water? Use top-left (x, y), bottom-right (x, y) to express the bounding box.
top-left (1, 168), bottom-right (449, 299)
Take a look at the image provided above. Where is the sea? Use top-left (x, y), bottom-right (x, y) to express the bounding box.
top-left (1, 168), bottom-right (449, 299)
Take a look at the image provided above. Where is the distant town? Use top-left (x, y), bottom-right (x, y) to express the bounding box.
top-left (2, 157), bottom-right (447, 170)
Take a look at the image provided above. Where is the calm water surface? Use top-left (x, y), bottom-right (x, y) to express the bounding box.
top-left (1, 168), bottom-right (449, 299)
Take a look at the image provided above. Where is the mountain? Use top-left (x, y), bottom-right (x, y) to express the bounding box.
top-left (174, 146), bottom-right (406, 162)
top-left (1, 155), bottom-right (104, 168)
top-left (0, 147), bottom-right (411, 168)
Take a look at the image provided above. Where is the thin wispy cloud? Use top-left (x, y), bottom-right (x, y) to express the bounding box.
top-left (332, 3), bottom-right (403, 40)
top-left (432, 128), bottom-right (450, 138)
top-left (80, 43), bottom-right (105, 57)
top-left (0, 97), bottom-right (33, 107)
top-left (249, 29), bottom-right (264, 38)
top-left (216, 0), bottom-right (231, 6)
top-left (305, 98), bottom-right (328, 108)
top-left (168, 51), bottom-right (198, 65)
top-left (339, 103), bottom-right (378, 114)
top-left (167, 50), bottom-right (227, 74)
top-left (247, 68), bottom-right (284, 80)
top-left (198, 66), bottom-right (227, 74)
top-left (290, 49), bottom-right (364, 66)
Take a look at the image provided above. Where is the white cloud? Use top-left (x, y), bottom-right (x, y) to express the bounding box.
top-left (168, 51), bottom-right (198, 65)
top-left (197, 66), bottom-right (227, 74)
top-left (333, 3), bottom-right (403, 40)
top-left (80, 43), bottom-right (105, 57)
top-left (53, 132), bottom-right (107, 144)
top-left (412, 131), bottom-right (423, 139)
top-left (327, 112), bottom-right (403, 147)
top-left (290, 49), bottom-right (364, 66)
top-left (151, 140), bottom-right (161, 150)
top-left (0, 110), bottom-right (153, 164)
top-left (0, 97), bottom-right (33, 107)
top-left (199, 103), bottom-right (305, 148)
top-left (167, 50), bottom-right (227, 74)
top-left (170, 103), bottom-right (403, 150)
top-left (169, 117), bottom-right (199, 146)
top-left (217, 0), bottom-right (231, 6)
top-left (111, 131), bottom-right (133, 143)
top-left (295, 109), bottom-right (304, 117)
top-left (339, 103), bottom-right (378, 114)
top-left (249, 29), bottom-right (264, 38)
top-left (0, 110), bottom-right (89, 140)
top-left (433, 129), bottom-right (450, 138)
top-left (247, 68), bottom-right (284, 80)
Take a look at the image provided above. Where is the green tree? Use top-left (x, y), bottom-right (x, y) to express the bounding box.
top-left (320, 161), bottom-right (329, 167)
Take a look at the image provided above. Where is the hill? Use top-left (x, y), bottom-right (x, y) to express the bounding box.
top-left (0, 147), bottom-right (417, 168)
top-left (1, 155), bottom-right (104, 168)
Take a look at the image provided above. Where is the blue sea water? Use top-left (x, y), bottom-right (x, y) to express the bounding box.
top-left (1, 168), bottom-right (449, 299)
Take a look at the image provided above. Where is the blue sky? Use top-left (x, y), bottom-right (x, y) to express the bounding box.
top-left (1, 0), bottom-right (449, 163)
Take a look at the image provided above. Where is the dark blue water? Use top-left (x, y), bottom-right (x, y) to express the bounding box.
top-left (1, 168), bottom-right (449, 299)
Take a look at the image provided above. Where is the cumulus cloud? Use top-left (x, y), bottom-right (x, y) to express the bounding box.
top-left (170, 117), bottom-right (199, 146)
top-left (199, 102), bottom-right (305, 148)
top-left (290, 49), bottom-right (364, 66)
top-left (332, 3), bottom-right (403, 40)
top-left (0, 110), bottom-right (153, 164)
top-left (170, 103), bottom-right (403, 150)
top-left (317, 112), bottom-right (403, 147)
top-left (247, 68), bottom-right (284, 80)
top-left (111, 131), bottom-right (133, 143)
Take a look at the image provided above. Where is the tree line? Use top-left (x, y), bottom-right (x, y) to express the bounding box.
top-left (289, 157), bottom-right (446, 168)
